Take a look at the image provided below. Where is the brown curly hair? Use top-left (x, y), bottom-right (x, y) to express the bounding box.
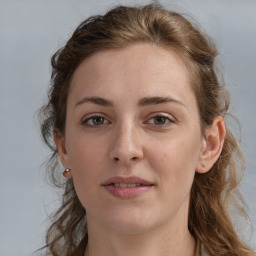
top-left (39, 3), bottom-right (255, 256)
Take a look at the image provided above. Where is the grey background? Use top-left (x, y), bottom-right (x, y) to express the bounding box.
top-left (0, 0), bottom-right (255, 255)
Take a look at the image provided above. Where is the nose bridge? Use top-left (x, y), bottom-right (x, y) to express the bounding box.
top-left (109, 117), bottom-right (143, 164)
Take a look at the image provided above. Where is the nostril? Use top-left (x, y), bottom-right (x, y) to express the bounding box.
top-left (114, 157), bottom-right (119, 162)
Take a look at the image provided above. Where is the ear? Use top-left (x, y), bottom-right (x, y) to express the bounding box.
top-left (196, 116), bottom-right (226, 173)
top-left (54, 130), bottom-right (72, 178)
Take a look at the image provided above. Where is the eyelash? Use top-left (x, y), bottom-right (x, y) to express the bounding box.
top-left (81, 113), bottom-right (174, 128)
top-left (147, 114), bottom-right (174, 126)
top-left (81, 115), bottom-right (110, 127)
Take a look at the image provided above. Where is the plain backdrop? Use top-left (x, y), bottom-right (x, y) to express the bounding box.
top-left (0, 0), bottom-right (255, 255)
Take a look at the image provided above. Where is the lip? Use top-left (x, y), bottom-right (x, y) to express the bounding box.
top-left (102, 176), bottom-right (154, 199)
top-left (102, 176), bottom-right (153, 186)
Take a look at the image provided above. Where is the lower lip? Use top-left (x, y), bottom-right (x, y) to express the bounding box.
top-left (103, 185), bottom-right (153, 199)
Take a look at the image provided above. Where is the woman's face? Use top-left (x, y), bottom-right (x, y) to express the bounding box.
top-left (58, 43), bottom-right (207, 234)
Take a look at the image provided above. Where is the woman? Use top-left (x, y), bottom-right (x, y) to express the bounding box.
top-left (39, 3), bottom-right (255, 256)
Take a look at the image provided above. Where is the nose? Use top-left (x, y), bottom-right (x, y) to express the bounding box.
top-left (109, 122), bottom-right (144, 166)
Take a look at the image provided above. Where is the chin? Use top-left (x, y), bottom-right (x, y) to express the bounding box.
top-left (108, 219), bottom-right (153, 235)
top-left (102, 208), bottom-right (159, 235)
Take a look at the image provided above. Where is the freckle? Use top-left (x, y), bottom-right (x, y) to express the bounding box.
top-left (160, 154), bottom-right (168, 162)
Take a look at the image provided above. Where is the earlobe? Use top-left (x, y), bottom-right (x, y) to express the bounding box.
top-left (62, 168), bottom-right (73, 179)
top-left (196, 116), bottom-right (226, 173)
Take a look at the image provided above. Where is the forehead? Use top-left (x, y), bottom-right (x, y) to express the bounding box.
top-left (69, 43), bottom-right (195, 106)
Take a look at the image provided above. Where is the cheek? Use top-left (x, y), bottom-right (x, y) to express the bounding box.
top-left (67, 131), bottom-right (107, 171)
top-left (66, 136), bottom-right (107, 203)
top-left (148, 135), bottom-right (201, 195)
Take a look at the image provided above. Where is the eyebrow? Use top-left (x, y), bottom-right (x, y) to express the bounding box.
top-left (75, 96), bottom-right (186, 108)
top-left (75, 97), bottom-right (114, 107)
top-left (138, 96), bottom-right (186, 107)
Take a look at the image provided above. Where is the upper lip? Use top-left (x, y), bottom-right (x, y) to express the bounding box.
top-left (102, 176), bottom-right (153, 186)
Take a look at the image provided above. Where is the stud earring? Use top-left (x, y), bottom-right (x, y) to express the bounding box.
top-left (62, 168), bottom-right (72, 178)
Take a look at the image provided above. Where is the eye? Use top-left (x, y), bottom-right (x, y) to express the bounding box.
top-left (147, 114), bottom-right (174, 126)
top-left (81, 115), bottom-right (110, 127)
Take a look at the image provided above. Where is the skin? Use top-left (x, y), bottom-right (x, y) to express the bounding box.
top-left (55, 43), bottom-right (226, 256)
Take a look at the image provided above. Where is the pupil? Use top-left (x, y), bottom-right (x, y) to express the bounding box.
top-left (155, 116), bottom-right (166, 124)
top-left (93, 117), bottom-right (103, 125)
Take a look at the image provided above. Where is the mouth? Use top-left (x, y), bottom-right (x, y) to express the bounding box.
top-left (102, 176), bottom-right (154, 199)
top-left (102, 176), bottom-right (154, 187)
top-left (108, 183), bottom-right (148, 188)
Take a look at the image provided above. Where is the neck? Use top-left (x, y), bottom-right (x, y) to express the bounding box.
top-left (84, 217), bottom-right (196, 256)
